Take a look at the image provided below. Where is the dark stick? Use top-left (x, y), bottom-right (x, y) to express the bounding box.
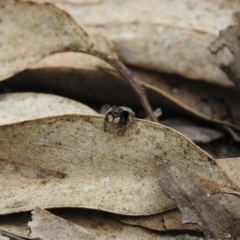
top-left (87, 48), bottom-right (158, 122)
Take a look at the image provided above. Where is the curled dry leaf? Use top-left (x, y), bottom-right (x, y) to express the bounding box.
top-left (7, 68), bottom-right (127, 106)
top-left (28, 208), bottom-right (95, 240)
top-left (162, 209), bottom-right (201, 233)
top-left (53, 0), bottom-right (237, 86)
top-left (0, 209), bottom-right (204, 240)
top-left (0, 212), bottom-right (31, 239)
top-left (134, 70), bottom-right (240, 131)
top-left (0, 0), bottom-right (155, 120)
top-left (52, 209), bottom-right (204, 240)
top-left (209, 15), bottom-right (240, 91)
top-left (0, 0), bottom-right (92, 82)
top-left (117, 208), bottom-right (200, 232)
top-left (158, 163), bottom-right (240, 239)
top-left (32, 33), bottom-right (118, 70)
top-left (0, 115), bottom-right (237, 215)
top-left (118, 157), bottom-right (240, 235)
top-left (10, 67), bottom-right (240, 130)
top-left (2, 159), bottom-right (240, 238)
top-left (0, 92), bottom-right (98, 125)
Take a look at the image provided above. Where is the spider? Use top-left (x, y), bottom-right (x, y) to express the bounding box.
top-left (104, 106), bottom-right (135, 132)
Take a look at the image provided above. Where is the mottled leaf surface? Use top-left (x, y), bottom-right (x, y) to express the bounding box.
top-left (158, 163), bottom-right (240, 239)
top-left (0, 92), bottom-right (98, 125)
top-left (52, 0), bottom-right (238, 86)
top-left (209, 16), bottom-right (240, 91)
top-left (0, 0), bottom-right (92, 81)
top-left (28, 208), bottom-right (95, 240)
top-left (0, 115), bottom-right (236, 215)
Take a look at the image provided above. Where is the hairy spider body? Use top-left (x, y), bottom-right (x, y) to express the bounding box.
top-left (104, 106), bottom-right (135, 133)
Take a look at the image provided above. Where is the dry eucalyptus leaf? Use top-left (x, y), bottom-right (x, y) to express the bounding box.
top-left (134, 70), bottom-right (240, 131)
top-left (28, 208), bottom-right (95, 240)
top-left (117, 208), bottom-right (200, 232)
top-left (0, 0), bottom-right (92, 82)
top-left (217, 158), bottom-right (240, 189)
top-left (52, 209), bottom-right (204, 240)
top-left (32, 33), bottom-right (118, 70)
top-left (0, 92), bottom-right (98, 125)
top-left (117, 213), bottom-right (166, 232)
top-left (0, 209), bottom-right (204, 240)
top-left (52, 0), bottom-right (238, 86)
top-left (0, 115), bottom-right (237, 216)
top-left (0, 212), bottom-right (31, 239)
top-left (161, 118), bottom-right (223, 143)
top-left (158, 163), bottom-right (240, 239)
top-left (10, 66), bottom-right (240, 130)
top-left (7, 68), bottom-right (127, 107)
top-left (0, 231), bottom-right (25, 240)
top-left (209, 16), bottom-right (240, 91)
top-left (162, 209), bottom-right (201, 233)
top-left (0, 0), bottom-right (155, 120)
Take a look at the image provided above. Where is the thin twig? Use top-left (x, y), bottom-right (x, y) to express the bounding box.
top-left (87, 48), bottom-right (157, 122)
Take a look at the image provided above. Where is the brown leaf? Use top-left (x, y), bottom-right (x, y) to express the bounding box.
top-left (158, 163), bottom-right (240, 239)
top-left (0, 0), bottom-right (155, 120)
top-left (161, 118), bottom-right (223, 143)
top-left (0, 92), bottom-right (98, 125)
top-left (31, 33), bottom-right (118, 70)
top-left (134, 70), bottom-right (240, 131)
top-left (0, 0), bottom-right (92, 82)
top-left (118, 156), bottom-right (240, 235)
top-left (162, 209), bottom-right (201, 233)
top-left (214, 159), bottom-right (240, 234)
top-left (28, 208), bottom-right (95, 240)
top-left (0, 209), bottom-right (204, 240)
top-left (117, 214), bottom-right (166, 232)
top-left (52, 0), bottom-right (237, 86)
top-left (0, 115), bottom-right (237, 215)
top-left (0, 212), bottom-right (30, 239)
top-left (10, 67), bottom-right (240, 130)
top-left (217, 158), bottom-right (240, 189)
top-left (0, 230), bottom-right (25, 240)
top-left (117, 208), bottom-right (200, 232)
top-left (7, 68), bottom-right (127, 107)
top-left (209, 15), bottom-right (240, 91)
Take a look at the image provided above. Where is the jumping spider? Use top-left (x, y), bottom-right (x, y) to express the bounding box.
top-left (104, 106), bottom-right (135, 133)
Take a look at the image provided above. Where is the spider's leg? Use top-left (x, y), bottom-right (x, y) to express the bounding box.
top-left (104, 113), bottom-right (110, 122)
top-left (104, 113), bottom-right (110, 132)
top-left (117, 126), bottom-right (127, 136)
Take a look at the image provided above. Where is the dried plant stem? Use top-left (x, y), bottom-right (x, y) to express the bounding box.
top-left (87, 48), bottom-right (157, 122)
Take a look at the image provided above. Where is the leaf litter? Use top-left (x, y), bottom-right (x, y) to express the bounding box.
top-left (209, 14), bottom-right (240, 91)
top-left (0, 115), bottom-right (238, 216)
top-left (0, 92), bottom-right (98, 125)
top-left (10, 65), bottom-right (240, 131)
top-left (0, 208), bottom-right (204, 240)
top-left (0, 0), bottom-right (156, 120)
top-left (28, 207), bottom-right (95, 240)
top-left (52, 0), bottom-right (238, 86)
top-left (117, 208), bottom-right (201, 233)
top-left (0, 0), bottom-right (92, 82)
top-left (158, 163), bottom-right (240, 239)
top-left (0, 0), bottom-right (240, 239)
